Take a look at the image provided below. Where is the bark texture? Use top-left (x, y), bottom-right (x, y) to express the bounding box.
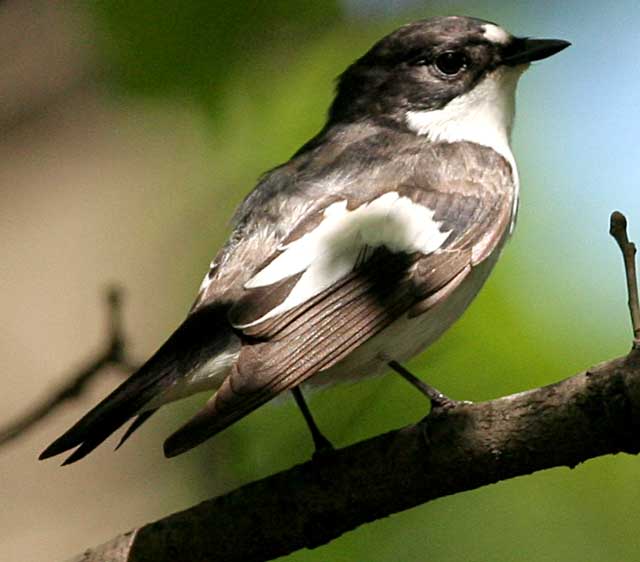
top-left (68, 348), bottom-right (640, 562)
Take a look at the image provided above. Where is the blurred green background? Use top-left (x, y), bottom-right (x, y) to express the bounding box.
top-left (2, 1), bottom-right (639, 560)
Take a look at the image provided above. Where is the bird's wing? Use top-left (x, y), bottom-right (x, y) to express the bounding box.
top-left (164, 180), bottom-right (513, 456)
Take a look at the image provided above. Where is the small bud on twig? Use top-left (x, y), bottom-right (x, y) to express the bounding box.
top-left (609, 211), bottom-right (640, 348)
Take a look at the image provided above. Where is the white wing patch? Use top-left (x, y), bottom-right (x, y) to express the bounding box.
top-left (197, 259), bottom-right (218, 294)
top-left (236, 192), bottom-right (451, 328)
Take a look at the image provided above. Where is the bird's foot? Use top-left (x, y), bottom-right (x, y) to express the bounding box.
top-left (388, 360), bottom-right (469, 412)
top-left (291, 386), bottom-right (335, 460)
top-left (311, 434), bottom-right (335, 461)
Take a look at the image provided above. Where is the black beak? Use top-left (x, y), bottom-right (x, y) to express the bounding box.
top-left (502, 38), bottom-right (571, 66)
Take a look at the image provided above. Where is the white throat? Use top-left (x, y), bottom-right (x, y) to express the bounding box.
top-left (406, 65), bottom-right (525, 228)
top-left (406, 66), bottom-right (524, 176)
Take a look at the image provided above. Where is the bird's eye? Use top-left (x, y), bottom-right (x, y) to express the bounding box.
top-left (434, 51), bottom-right (468, 75)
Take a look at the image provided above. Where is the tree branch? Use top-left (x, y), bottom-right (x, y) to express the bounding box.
top-left (66, 212), bottom-right (640, 562)
top-left (0, 287), bottom-right (137, 447)
top-left (70, 350), bottom-right (640, 562)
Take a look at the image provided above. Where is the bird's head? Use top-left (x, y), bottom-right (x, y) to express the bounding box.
top-left (329, 16), bottom-right (570, 144)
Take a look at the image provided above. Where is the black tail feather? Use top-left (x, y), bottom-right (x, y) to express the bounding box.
top-left (39, 303), bottom-right (237, 464)
top-left (115, 410), bottom-right (157, 451)
top-left (61, 424), bottom-right (123, 465)
top-left (39, 342), bottom-right (178, 463)
top-left (39, 385), bottom-right (154, 463)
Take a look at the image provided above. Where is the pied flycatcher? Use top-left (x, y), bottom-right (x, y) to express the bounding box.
top-left (41, 16), bottom-right (570, 464)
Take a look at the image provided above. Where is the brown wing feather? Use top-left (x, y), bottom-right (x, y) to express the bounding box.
top-left (164, 249), bottom-right (416, 456)
top-left (165, 182), bottom-right (514, 457)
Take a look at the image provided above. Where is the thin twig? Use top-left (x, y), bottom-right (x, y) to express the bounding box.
top-left (609, 211), bottom-right (640, 347)
top-left (0, 286), bottom-right (137, 448)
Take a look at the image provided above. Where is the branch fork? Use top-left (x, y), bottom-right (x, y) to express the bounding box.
top-left (0, 286), bottom-right (137, 448)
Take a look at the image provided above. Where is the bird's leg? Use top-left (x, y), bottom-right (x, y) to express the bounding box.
top-left (388, 360), bottom-right (461, 410)
top-left (291, 386), bottom-right (334, 456)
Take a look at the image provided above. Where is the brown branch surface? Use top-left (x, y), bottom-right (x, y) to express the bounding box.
top-left (68, 349), bottom-right (640, 562)
top-left (0, 287), bottom-right (137, 447)
top-left (30, 212), bottom-right (640, 561)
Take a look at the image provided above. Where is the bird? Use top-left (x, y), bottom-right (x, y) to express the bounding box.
top-left (40, 16), bottom-right (570, 465)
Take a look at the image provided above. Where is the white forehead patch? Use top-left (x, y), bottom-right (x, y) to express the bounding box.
top-left (482, 23), bottom-right (511, 45)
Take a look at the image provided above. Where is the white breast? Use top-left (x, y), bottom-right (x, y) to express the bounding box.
top-left (309, 247), bottom-right (501, 387)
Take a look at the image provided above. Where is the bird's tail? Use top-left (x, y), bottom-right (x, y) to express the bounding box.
top-left (39, 303), bottom-right (239, 465)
